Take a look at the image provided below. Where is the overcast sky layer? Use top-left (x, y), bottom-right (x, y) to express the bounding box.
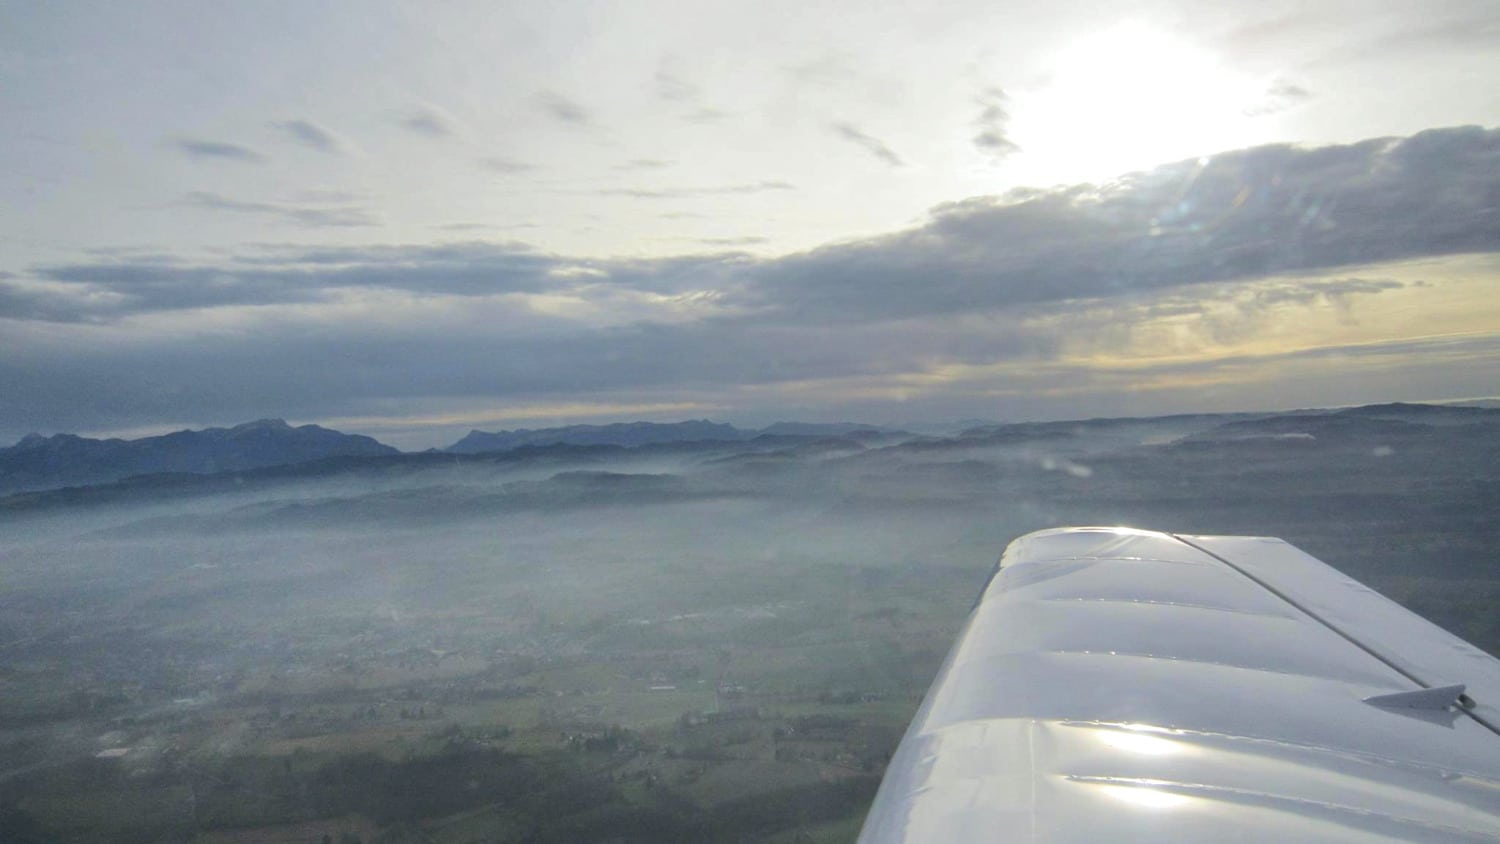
top-left (2, 1), bottom-right (1498, 448)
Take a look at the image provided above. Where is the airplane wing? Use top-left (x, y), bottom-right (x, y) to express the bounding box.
top-left (857, 527), bottom-right (1500, 843)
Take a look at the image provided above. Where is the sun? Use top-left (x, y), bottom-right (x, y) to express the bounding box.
top-left (1003, 23), bottom-right (1274, 185)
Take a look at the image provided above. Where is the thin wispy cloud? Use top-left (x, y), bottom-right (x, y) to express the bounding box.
top-left (173, 138), bottom-right (266, 163)
top-left (1245, 80), bottom-right (1314, 117)
top-left (655, 64), bottom-right (699, 103)
top-left (1307, 5), bottom-right (1500, 63)
top-left (398, 106), bottom-right (457, 138)
top-left (536, 91), bottom-right (592, 127)
top-left (293, 188), bottom-right (366, 203)
top-left (597, 180), bottom-right (796, 199)
top-left (183, 192), bottom-right (378, 228)
top-left (1268, 80), bottom-right (1312, 101)
top-left (479, 156), bottom-right (537, 174)
top-left (615, 158), bottom-right (673, 171)
top-left (683, 107), bottom-right (728, 123)
top-left (1098, 276), bottom-right (1411, 345)
top-left (433, 222), bottom-right (539, 232)
top-left (785, 53), bottom-right (858, 87)
top-left (830, 123), bottom-right (904, 167)
top-left (271, 119), bottom-right (344, 153)
top-left (972, 87), bottom-right (1019, 160)
top-left (688, 236), bottom-right (768, 247)
top-left (654, 57), bottom-right (730, 123)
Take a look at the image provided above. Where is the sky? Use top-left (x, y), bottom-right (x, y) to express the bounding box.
top-left (1, 0), bottom-right (1498, 449)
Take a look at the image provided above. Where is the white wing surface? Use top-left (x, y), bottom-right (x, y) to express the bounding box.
top-left (857, 527), bottom-right (1500, 843)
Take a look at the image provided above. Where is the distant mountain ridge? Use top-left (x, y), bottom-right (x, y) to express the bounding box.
top-left (1334, 401), bottom-right (1500, 425)
top-left (446, 419), bottom-right (892, 453)
top-left (9, 403), bottom-right (1494, 500)
top-left (0, 419), bottom-right (397, 495)
top-left (447, 420), bottom-right (745, 453)
top-left (0, 417), bottom-right (902, 496)
top-left (1179, 403), bottom-right (1500, 444)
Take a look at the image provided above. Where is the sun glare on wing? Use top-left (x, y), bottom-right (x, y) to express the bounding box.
top-left (1006, 23), bottom-right (1271, 185)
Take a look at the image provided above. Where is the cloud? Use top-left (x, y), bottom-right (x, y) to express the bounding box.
top-left (12, 127), bottom-right (1500, 326)
top-left (3, 242), bottom-right (654, 321)
top-left (536, 91), bottom-right (592, 126)
top-left (0, 277), bottom-right (132, 322)
top-left (184, 192), bottom-right (378, 228)
top-left (784, 54), bottom-right (858, 87)
top-left (654, 57), bottom-right (728, 123)
top-left (1313, 5), bottom-right (1500, 62)
top-left (1131, 276), bottom-right (1407, 320)
top-left (5, 264), bottom-right (319, 318)
top-left (293, 188), bottom-right (367, 203)
top-left (479, 156), bottom-right (536, 174)
top-left (173, 137), bottom-right (265, 162)
top-left (1257, 276), bottom-right (1403, 304)
top-left (398, 106), bottom-right (456, 137)
top-left (0, 294), bottom-right (1049, 438)
top-left (972, 87), bottom-right (1019, 160)
top-left (432, 222), bottom-right (538, 232)
top-left (597, 180), bottom-right (796, 199)
top-left (690, 236), bottom-right (768, 247)
top-left (654, 64), bottom-right (699, 103)
top-left (830, 123), bottom-right (904, 167)
top-left (683, 107), bottom-right (728, 123)
top-left (1244, 80), bottom-right (1313, 117)
top-left (271, 119), bottom-right (344, 153)
top-left (1049, 275), bottom-right (1413, 350)
top-left (6, 127), bottom-right (1500, 437)
top-left (11, 126), bottom-right (1500, 326)
top-left (1267, 80), bottom-right (1311, 100)
top-left (6, 268), bottom-right (1470, 442)
top-left (746, 125), bottom-right (1500, 321)
top-left (616, 158), bottom-right (672, 171)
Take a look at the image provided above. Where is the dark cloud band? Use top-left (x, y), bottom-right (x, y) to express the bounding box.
top-left (7, 126), bottom-right (1499, 323)
top-left (3, 126), bottom-right (1497, 438)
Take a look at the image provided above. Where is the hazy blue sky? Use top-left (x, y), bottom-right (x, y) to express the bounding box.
top-left (2, 1), bottom-right (1498, 448)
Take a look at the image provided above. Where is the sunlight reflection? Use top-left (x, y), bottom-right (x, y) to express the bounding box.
top-left (1097, 729), bottom-right (1183, 757)
top-left (1098, 783), bottom-right (1192, 810)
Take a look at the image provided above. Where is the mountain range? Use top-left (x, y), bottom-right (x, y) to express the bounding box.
top-left (5, 403), bottom-right (1497, 499)
top-left (0, 419), bottom-right (395, 495)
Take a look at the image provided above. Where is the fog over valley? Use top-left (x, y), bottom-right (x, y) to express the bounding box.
top-left (1, 404), bottom-right (1497, 841)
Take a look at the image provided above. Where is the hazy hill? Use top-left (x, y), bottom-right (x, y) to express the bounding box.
top-left (0, 418), bottom-right (397, 495)
top-left (1182, 413), bottom-right (1438, 443)
top-left (755, 422), bottom-right (891, 437)
top-left (447, 420), bottom-right (904, 454)
top-left (1334, 402), bottom-right (1500, 426)
top-left (447, 419), bottom-right (749, 453)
